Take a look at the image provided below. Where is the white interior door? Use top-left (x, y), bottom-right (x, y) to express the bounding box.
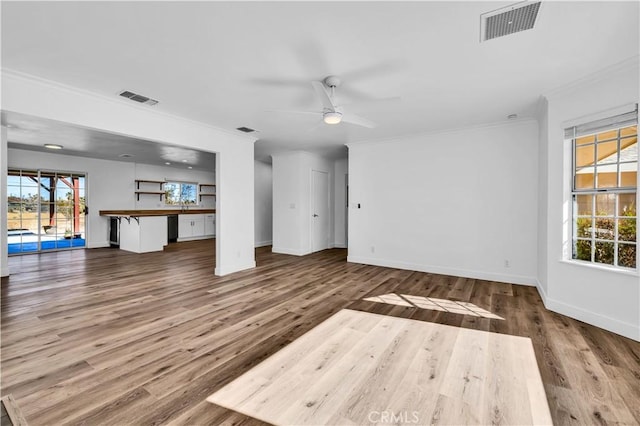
top-left (312, 170), bottom-right (329, 252)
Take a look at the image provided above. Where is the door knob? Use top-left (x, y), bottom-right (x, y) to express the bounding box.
top-left (313, 214), bottom-right (319, 217)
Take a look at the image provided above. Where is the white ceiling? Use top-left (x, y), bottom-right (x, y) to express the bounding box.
top-left (1, 1), bottom-right (639, 162)
top-left (1, 111), bottom-right (216, 172)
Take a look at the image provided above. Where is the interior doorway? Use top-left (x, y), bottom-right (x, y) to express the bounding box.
top-left (345, 173), bottom-right (348, 247)
top-left (7, 169), bottom-right (87, 254)
top-left (311, 170), bottom-right (329, 252)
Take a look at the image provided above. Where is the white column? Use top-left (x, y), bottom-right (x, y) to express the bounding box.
top-left (214, 148), bottom-right (257, 276)
top-left (1, 126), bottom-right (9, 277)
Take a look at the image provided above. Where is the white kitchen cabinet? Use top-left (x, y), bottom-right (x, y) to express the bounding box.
top-left (204, 214), bottom-right (216, 236)
top-left (178, 214), bottom-right (208, 241)
top-left (119, 216), bottom-right (168, 253)
top-left (178, 216), bottom-right (192, 239)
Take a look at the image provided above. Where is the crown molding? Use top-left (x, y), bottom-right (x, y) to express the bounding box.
top-left (1, 68), bottom-right (257, 143)
top-left (270, 150), bottom-right (306, 159)
top-left (542, 55), bottom-right (640, 101)
top-left (270, 149), bottom-right (334, 161)
top-left (345, 117), bottom-right (538, 149)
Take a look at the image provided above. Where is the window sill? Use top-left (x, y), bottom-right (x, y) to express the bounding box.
top-left (559, 259), bottom-right (639, 277)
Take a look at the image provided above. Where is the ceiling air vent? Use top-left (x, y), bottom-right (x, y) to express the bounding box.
top-left (118, 90), bottom-right (159, 106)
top-left (236, 127), bottom-right (255, 133)
top-left (481, 1), bottom-right (541, 42)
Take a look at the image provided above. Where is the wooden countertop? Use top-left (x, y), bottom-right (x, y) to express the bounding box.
top-left (99, 209), bottom-right (215, 217)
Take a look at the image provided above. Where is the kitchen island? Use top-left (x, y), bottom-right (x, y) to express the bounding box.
top-left (99, 209), bottom-right (215, 253)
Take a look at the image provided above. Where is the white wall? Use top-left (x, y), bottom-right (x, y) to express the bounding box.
top-left (133, 163), bottom-right (216, 210)
top-left (1, 127), bottom-right (8, 276)
top-left (7, 149), bottom-right (216, 248)
top-left (539, 58), bottom-right (639, 340)
top-left (8, 149), bottom-right (134, 248)
top-left (347, 120), bottom-right (539, 286)
top-left (537, 98), bottom-right (549, 296)
top-left (272, 151), bottom-right (334, 255)
top-left (254, 160), bottom-right (273, 247)
top-left (2, 70), bottom-right (256, 276)
top-left (334, 158), bottom-right (348, 248)
top-left (272, 152), bottom-right (303, 255)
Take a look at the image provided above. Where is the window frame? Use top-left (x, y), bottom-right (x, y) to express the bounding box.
top-left (164, 181), bottom-right (198, 206)
top-left (570, 123), bottom-right (637, 270)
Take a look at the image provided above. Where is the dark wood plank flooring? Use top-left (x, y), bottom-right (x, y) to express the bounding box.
top-left (1, 240), bottom-right (639, 425)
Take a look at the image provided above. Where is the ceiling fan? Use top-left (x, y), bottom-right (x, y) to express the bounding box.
top-left (271, 75), bottom-right (385, 129)
top-left (314, 75), bottom-right (377, 128)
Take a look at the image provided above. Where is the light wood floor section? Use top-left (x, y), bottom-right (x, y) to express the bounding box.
top-left (1, 394), bottom-right (29, 426)
top-left (208, 308), bottom-right (552, 425)
top-left (1, 240), bottom-right (639, 425)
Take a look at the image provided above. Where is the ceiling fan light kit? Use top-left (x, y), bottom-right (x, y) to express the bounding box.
top-left (323, 111), bottom-right (343, 125)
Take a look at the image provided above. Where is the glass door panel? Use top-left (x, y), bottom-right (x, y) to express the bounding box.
top-left (6, 169), bottom-right (87, 254)
top-left (72, 176), bottom-right (86, 247)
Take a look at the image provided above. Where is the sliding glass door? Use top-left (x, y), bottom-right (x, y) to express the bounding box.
top-left (7, 169), bottom-right (87, 254)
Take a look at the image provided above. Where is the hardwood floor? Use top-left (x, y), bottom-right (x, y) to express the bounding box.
top-left (1, 240), bottom-right (639, 425)
top-left (208, 309), bottom-right (552, 425)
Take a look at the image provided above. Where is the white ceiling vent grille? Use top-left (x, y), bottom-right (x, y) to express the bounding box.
top-left (118, 90), bottom-right (159, 106)
top-left (481, 1), bottom-right (541, 42)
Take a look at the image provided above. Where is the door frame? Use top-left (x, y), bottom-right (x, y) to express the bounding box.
top-left (310, 169), bottom-right (330, 253)
top-left (6, 167), bottom-right (88, 254)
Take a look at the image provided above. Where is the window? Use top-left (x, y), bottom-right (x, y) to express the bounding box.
top-left (164, 181), bottom-right (197, 205)
top-left (568, 109), bottom-right (637, 269)
top-left (7, 169), bottom-right (87, 254)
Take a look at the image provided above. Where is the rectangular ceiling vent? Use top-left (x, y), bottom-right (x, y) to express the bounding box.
top-left (481, 1), bottom-right (541, 42)
top-left (236, 126), bottom-right (256, 133)
top-left (118, 90), bottom-right (159, 106)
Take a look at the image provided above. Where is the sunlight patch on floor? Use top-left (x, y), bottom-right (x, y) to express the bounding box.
top-left (362, 293), bottom-right (504, 320)
top-left (208, 309), bottom-right (549, 425)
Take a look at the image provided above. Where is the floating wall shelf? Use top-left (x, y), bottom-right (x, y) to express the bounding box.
top-left (135, 180), bottom-right (165, 200)
top-left (198, 183), bottom-right (216, 201)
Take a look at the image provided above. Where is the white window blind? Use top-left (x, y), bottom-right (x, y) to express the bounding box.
top-left (565, 105), bottom-right (638, 139)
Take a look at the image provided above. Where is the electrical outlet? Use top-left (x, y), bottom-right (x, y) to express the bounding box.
top-left (504, 259), bottom-right (510, 268)
top-left (371, 246), bottom-right (375, 254)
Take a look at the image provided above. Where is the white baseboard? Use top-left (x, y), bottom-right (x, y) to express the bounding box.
top-left (215, 261), bottom-right (256, 276)
top-left (87, 241), bottom-right (110, 249)
top-left (535, 279), bottom-right (548, 305)
top-left (346, 255), bottom-right (537, 287)
top-left (255, 240), bottom-right (273, 248)
top-left (534, 280), bottom-right (638, 341)
top-left (272, 246), bottom-right (311, 256)
top-left (177, 235), bottom-right (214, 242)
top-left (331, 243), bottom-right (347, 249)
top-left (1, 266), bottom-right (9, 277)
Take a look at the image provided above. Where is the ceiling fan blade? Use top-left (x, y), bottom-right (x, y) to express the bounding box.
top-left (339, 96), bottom-right (402, 109)
top-left (311, 81), bottom-right (335, 110)
top-left (266, 109), bottom-right (321, 116)
top-left (341, 60), bottom-right (404, 82)
top-left (306, 120), bottom-right (325, 134)
top-left (342, 113), bottom-right (377, 129)
top-left (333, 85), bottom-right (377, 103)
top-left (294, 40), bottom-right (331, 77)
top-left (248, 78), bottom-right (308, 88)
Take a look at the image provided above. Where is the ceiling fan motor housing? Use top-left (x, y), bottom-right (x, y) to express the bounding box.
top-left (324, 75), bottom-right (341, 88)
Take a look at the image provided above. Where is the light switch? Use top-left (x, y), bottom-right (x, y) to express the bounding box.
top-left (289, 203), bottom-right (296, 209)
